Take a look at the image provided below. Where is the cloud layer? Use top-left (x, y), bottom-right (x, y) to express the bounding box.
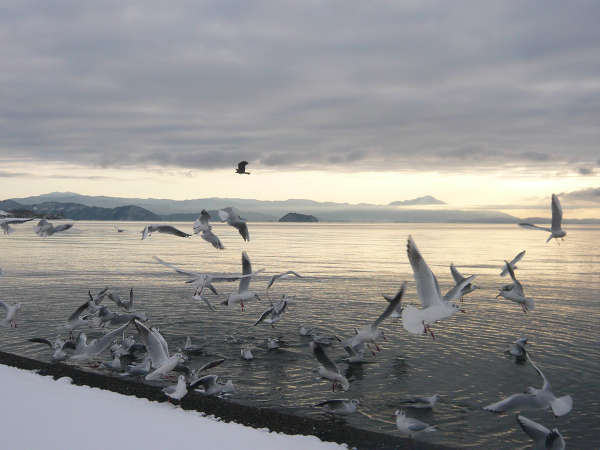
top-left (1, 1), bottom-right (599, 173)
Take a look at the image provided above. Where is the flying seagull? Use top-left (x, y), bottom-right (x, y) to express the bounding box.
top-left (34, 219), bottom-right (73, 237)
top-left (141, 224), bottom-right (190, 240)
top-left (218, 207), bottom-right (249, 242)
top-left (516, 415), bottom-right (565, 450)
top-left (450, 264), bottom-right (479, 301)
top-left (497, 261), bottom-right (535, 313)
top-left (265, 271), bottom-right (303, 296)
top-left (70, 321), bottom-right (132, 361)
top-left (310, 341), bottom-right (349, 391)
top-left (402, 236), bottom-right (471, 338)
top-left (235, 161), bottom-right (250, 174)
top-left (519, 194), bottom-right (566, 243)
top-left (0, 217), bottom-right (34, 235)
top-left (133, 320), bottom-right (185, 381)
top-left (0, 300), bottom-right (22, 328)
top-left (500, 250), bottom-right (526, 277)
top-left (483, 356), bottom-right (573, 417)
top-left (193, 210), bottom-right (224, 250)
top-left (254, 295), bottom-right (290, 327)
top-left (345, 281), bottom-right (406, 355)
top-left (222, 251), bottom-right (263, 310)
top-left (28, 337), bottom-right (76, 362)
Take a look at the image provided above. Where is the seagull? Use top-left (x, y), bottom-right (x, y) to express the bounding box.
top-left (133, 320), bottom-right (185, 381)
top-left (106, 288), bottom-right (136, 312)
top-left (34, 219), bottom-right (73, 237)
top-left (218, 207), bottom-right (250, 242)
top-left (483, 356), bottom-right (573, 417)
top-left (314, 399), bottom-right (360, 415)
top-left (141, 224), bottom-right (190, 240)
top-left (345, 281), bottom-right (406, 354)
top-left (0, 300), bottom-right (22, 328)
top-left (342, 342), bottom-right (367, 364)
top-left (119, 357), bottom-right (152, 378)
top-left (398, 394), bottom-right (439, 409)
top-left (497, 261), bottom-right (535, 313)
top-left (254, 295), bottom-right (290, 327)
top-left (163, 375), bottom-right (188, 401)
top-left (94, 306), bottom-right (147, 328)
top-left (182, 336), bottom-right (204, 356)
top-left (0, 217), bottom-right (34, 235)
top-left (394, 410), bottom-right (436, 437)
top-left (516, 415), bottom-right (565, 450)
top-left (500, 250), bottom-right (526, 277)
top-left (450, 264), bottom-right (479, 301)
top-left (265, 271), bottom-right (303, 296)
top-left (519, 194), bottom-right (567, 243)
top-left (114, 224), bottom-right (125, 233)
top-left (241, 344), bottom-right (254, 360)
top-left (266, 337), bottom-right (285, 350)
top-left (152, 256), bottom-right (254, 305)
top-left (70, 321), bottom-right (132, 361)
top-left (193, 210), bottom-right (224, 250)
top-left (402, 236), bottom-right (472, 339)
top-left (235, 161), bottom-right (250, 175)
top-left (190, 375), bottom-right (235, 396)
top-left (310, 341), bottom-right (349, 391)
top-left (382, 286), bottom-right (406, 318)
top-left (223, 251), bottom-right (262, 311)
top-left (507, 337), bottom-right (528, 362)
top-left (28, 337), bottom-right (76, 361)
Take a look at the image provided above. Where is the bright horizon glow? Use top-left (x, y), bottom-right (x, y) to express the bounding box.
top-left (1, 162), bottom-right (599, 218)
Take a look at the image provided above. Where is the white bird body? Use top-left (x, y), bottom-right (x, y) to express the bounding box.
top-left (241, 345), bottom-right (254, 360)
top-left (193, 210), bottom-right (224, 250)
top-left (218, 207), bottom-right (250, 242)
top-left (500, 250), bottom-right (526, 277)
top-left (223, 252), bottom-right (262, 310)
top-left (394, 410), bottom-right (436, 437)
top-left (163, 375), bottom-right (188, 400)
top-left (310, 341), bottom-right (349, 391)
top-left (315, 399), bottom-right (359, 415)
top-left (497, 261), bottom-right (535, 312)
top-left (146, 353), bottom-right (185, 381)
top-left (0, 301), bottom-right (22, 328)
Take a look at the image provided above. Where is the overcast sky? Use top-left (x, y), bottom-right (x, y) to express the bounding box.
top-left (1, 1), bottom-right (599, 212)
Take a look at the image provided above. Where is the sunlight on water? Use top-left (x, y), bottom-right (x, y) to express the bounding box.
top-left (1, 222), bottom-right (599, 448)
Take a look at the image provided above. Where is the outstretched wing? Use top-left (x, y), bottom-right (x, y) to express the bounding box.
top-left (266, 271), bottom-right (303, 290)
top-left (53, 224), bottom-right (73, 233)
top-left (407, 236), bottom-right (442, 307)
top-left (197, 358), bottom-right (225, 373)
top-left (152, 256), bottom-right (200, 278)
top-left (483, 393), bottom-right (537, 412)
top-left (374, 281), bottom-right (406, 327)
top-left (443, 274), bottom-right (476, 302)
top-left (310, 341), bottom-right (339, 374)
top-left (511, 250), bottom-right (526, 266)
top-left (237, 161), bottom-right (248, 171)
top-left (551, 194), bottom-right (563, 231)
top-left (28, 338), bottom-right (53, 348)
top-left (519, 223), bottom-right (551, 232)
top-left (238, 251), bottom-right (252, 293)
top-left (253, 306), bottom-right (274, 326)
top-left (155, 225), bottom-right (190, 238)
top-left (450, 264), bottom-right (464, 284)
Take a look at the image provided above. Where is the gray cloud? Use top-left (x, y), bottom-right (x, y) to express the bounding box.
top-left (578, 167), bottom-right (594, 175)
top-left (562, 187), bottom-right (600, 203)
top-left (0, 1), bottom-right (599, 173)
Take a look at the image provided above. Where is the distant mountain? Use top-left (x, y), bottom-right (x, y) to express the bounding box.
top-left (389, 196), bottom-right (445, 206)
top-left (5, 192), bottom-right (524, 223)
top-left (279, 212), bottom-right (318, 222)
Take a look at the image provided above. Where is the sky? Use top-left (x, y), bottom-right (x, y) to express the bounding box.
top-left (1, 1), bottom-right (599, 216)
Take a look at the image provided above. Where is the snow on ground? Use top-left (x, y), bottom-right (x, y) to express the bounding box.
top-left (0, 364), bottom-right (346, 450)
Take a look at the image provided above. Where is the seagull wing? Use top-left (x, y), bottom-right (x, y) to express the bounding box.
top-left (134, 320), bottom-right (169, 368)
top-left (551, 194), bottom-right (563, 231)
top-left (315, 399), bottom-right (347, 408)
top-left (516, 415), bottom-right (550, 444)
top-left (511, 250), bottom-right (526, 266)
top-left (234, 222), bottom-right (250, 242)
top-left (443, 275), bottom-right (476, 302)
top-left (450, 264), bottom-right (465, 284)
top-left (237, 161), bottom-right (248, 171)
top-left (53, 224), bottom-right (73, 233)
top-left (189, 374), bottom-right (218, 391)
top-left (374, 281), bottom-right (406, 327)
top-left (152, 256), bottom-right (200, 278)
top-left (67, 301), bottom-right (90, 323)
top-left (28, 338), bottom-right (53, 348)
top-left (519, 223), bottom-right (551, 232)
top-left (87, 322), bottom-right (131, 355)
top-left (1, 218), bottom-right (34, 224)
top-left (218, 208), bottom-right (232, 222)
top-left (155, 225), bottom-right (191, 238)
top-left (310, 341), bottom-right (339, 374)
top-left (0, 300), bottom-right (9, 313)
top-left (239, 251), bottom-right (252, 293)
top-left (197, 358), bottom-right (226, 373)
top-left (254, 306), bottom-right (274, 326)
top-left (267, 271), bottom-right (302, 290)
top-left (407, 236), bottom-right (443, 307)
top-left (483, 393), bottom-right (537, 412)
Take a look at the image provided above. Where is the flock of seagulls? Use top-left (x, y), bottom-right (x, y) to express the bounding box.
top-left (0, 189), bottom-right (574, 448)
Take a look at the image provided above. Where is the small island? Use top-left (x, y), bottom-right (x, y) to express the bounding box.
top-left (278, 212), bottom-right (318, 222)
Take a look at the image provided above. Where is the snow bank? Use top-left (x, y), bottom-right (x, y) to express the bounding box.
top-left (0, 364), bottom-right (345, 450)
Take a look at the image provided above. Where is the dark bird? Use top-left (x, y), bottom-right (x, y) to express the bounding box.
top-left (235, 161), bottom-right (250, 175)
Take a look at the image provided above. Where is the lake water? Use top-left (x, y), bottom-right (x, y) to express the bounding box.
top-left (1, 222), bottom-right (598, 448)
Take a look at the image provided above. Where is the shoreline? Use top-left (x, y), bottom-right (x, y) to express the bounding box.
top-left (0, 350), bottom-right (449, 450)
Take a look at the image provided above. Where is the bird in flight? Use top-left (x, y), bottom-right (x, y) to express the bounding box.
top-left (235, 161), bottom-right (250, 175)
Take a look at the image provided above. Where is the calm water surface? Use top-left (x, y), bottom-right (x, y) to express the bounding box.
top-left (1, 222), bottom-right (599, 449)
